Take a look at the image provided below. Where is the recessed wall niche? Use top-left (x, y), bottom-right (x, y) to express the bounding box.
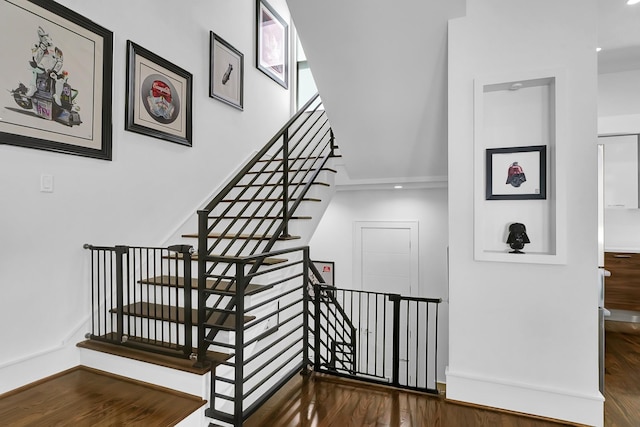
top-left (473, 71), bottom-right (566, 264)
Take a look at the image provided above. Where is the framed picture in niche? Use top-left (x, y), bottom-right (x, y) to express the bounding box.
top-left (125, 40), bottom-right (193, 146)
top-left (0, 0), bottom-right (113, 160)
top-left (256, 0), bottom-right (288, 89)
top-left (210, 32), bottom-right (243, 110)
top-left (486, 145), bottom-right (546, 200)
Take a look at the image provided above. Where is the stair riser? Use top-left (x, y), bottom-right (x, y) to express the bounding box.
top-left (78, 347), bottom-right (208, 397)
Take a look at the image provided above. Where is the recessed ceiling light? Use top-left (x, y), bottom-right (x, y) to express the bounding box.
top-left (394, 185), bottom-right (403, 189)
top-left (596, 47), bottom-right (602, 52)
top-left (628, 0), bottom-right (640, 5)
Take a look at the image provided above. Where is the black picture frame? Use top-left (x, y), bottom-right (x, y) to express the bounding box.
top-left (125, 40), bottom-right (193, 147)
top-left (256, 0), bottom-right (288, 89)
top-left (486, 145), bottom-right (547, 200)
top-left (0, 0), bottom-right (113, 160)
top-left (310, 260), bottom-right (335, 286)
top-left (209, 32), bottom-right (244, 110)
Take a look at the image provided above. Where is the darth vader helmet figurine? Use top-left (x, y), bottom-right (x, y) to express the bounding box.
top-left (506, 162), bottom-right (526, 188)
top-left (506, 222), bottom-right (530, 254)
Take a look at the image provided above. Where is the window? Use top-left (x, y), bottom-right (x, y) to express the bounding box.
top-left (296, 37), bottom-right (318, 110)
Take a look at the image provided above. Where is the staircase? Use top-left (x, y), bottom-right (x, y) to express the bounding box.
top-left (80, 94), bottom-right (338, 426)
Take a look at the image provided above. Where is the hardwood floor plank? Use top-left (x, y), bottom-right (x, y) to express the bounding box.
top-left (245, 373), bottom-right (584, 427)
top-left (0, 366), bottom-right (204, 427)
top-left (604, 321), bottom-right (640, 427)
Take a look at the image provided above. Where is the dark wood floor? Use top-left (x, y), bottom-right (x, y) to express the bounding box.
top-left (0, 366), bottom-right (205, 426)
top-left (244, 374), bottom-right (583, 427)
top-left (602, 320), bottom-right (640, 426)
top-left (1, 321), bottom-right (638, 426)
top-left (245, 320), bottom-right (640, 427)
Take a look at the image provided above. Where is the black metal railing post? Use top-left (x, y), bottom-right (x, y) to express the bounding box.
top-left (234, 260), bottom-right (246, 426)
top-left (114, 245), bottom-right (128, 343)
top-left (302, 248), bottom-right (310, 370)
top-left (169, 244), bottom-right (194, 357)
top-left (330, 129), bottom-right (336, 157)
top-left (389, 293), bottom-right (401, 388)
top-left (313, 284), bottom-right (321, 372)
top-left (195, 210), bottom-right (209, 367)
top-left (281, 128), bottom-right (290, 239)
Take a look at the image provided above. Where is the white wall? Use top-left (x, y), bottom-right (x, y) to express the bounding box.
top-left (598, 68), bottom-right (640, 250)
top-left (309, 187), bottom-right (449, 381)
top-left (0, 0), bottom-right (292, 393)
top-left (599, 69), bottom-right (640, 118)
top-left (448, 1), bottom-right (602, 426)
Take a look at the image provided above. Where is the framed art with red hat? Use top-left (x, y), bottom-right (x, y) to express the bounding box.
top-left (125, 40), bottom-right (193, 147)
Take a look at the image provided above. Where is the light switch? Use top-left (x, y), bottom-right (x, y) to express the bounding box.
top-left (40, 174), bottom-right (54, 193)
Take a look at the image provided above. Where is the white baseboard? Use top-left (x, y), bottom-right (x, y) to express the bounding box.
top-left (446, 368), bottom-right (604, 427)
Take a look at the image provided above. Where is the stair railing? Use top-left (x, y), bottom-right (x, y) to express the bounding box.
top-left (195, 93), bottom-right (334, 365)
top-left (309, 285), bottom-right (442, 394)
top-left (204, 245), bottom-right (312, 426)
top-left (307, 262), bottom-right (357, 374)
top-left (84, 244), bottom-right (195, 359)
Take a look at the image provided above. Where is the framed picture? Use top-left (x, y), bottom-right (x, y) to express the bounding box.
top-left (125, 40), bottom-right (192, 147)
top-left (486, 145), bottom-right (547, 200)
top-left (209, 32), bottom-right (244, 110)
top-left (256, 0), bottom-right (288, 89)
top-left (0, 0), bottom-right (113, 160)
top-left (310, 260), bottom-right (335, 287)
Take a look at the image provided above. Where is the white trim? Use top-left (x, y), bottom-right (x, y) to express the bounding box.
top-left (446, 368), bottom-right (604, 427)
top-left (336, 174), bottom-right (448, 191)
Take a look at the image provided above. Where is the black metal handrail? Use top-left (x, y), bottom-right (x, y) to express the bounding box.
top-left (84, 244), bottom-right (195, 359)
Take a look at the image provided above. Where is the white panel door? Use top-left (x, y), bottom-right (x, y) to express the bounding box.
top-left (354, 221), bottom-right (419, 383)
top-left (355, 221), bottom-right (418, 296)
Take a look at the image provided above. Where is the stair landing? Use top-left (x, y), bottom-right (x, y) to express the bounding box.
top-left (77, 339), bottom-right (228, 375)
top-left (0, 366), bottom-right (205, 426)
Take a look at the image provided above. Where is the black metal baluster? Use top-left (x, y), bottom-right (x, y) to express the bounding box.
top-left (390, 294), bottom-right (400, 387)
top-left (115, 246), bottom-right (126, 344)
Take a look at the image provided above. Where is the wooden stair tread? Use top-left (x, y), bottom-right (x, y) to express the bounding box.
top-left (113, 302), bottom-right (254, 328)
top-left (138, 275), bottom-right (273, 295)
top-left (208, 215), bottom-right (311, 220)
top-left (181, 232), bottom-right (301, 241)
top-left (256, 155), bottom-right (329, 162)
top-left (236, 182), bottom-right (330, 187)
top-left (221, 197), bottom-right (321, 202)
top-left (165, 253), bottom-right (288, 265)
top-left (77, 338), bottom-right (229, 374)
top-left (246, 167), bottom-right (336, 174)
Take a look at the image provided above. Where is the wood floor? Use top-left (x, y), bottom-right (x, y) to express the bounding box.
top-left (1, 321), bottom-right (638, 426)
top-left (0, 366), bottom-right (205, 426)
top-left (245, 320), bottom-right (640, 427)
top-left (602, 320), bottom-right (640, 426)
top-left (243, 374), bottom-right (582, 427)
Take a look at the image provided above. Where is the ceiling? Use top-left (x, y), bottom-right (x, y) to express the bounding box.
top-left (598, 0), bottom-right (640, 73)
top-left (287, 0), bottom-right (640, 184)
